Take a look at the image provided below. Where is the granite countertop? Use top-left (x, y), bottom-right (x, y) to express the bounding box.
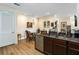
top-left (36, 34), bottom-right (79, 43)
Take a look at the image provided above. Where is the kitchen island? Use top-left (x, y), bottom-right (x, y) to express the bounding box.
top-left (35, 34), bottom-right (79, 55)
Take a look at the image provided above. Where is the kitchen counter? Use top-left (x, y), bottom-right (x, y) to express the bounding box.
top-left (35, 34), bottom-right (79, 55)
top-left (36, 34), bottom-right (79, 43)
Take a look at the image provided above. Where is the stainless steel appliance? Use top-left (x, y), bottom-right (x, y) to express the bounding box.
top-left (36, 35), bottom-right (44, 52)
top-left (74, 30), bottom-right (79, 38)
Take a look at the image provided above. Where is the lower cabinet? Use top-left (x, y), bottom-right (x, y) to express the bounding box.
top-left (54, 39), bottom-right (67, 55)
top-left (68, 48), bottom-right (79, 55)
top-left (54, 44), bottom-right (66, 55)
top-left (68, 41), bottom-right (79, 55)
top-left (36, 35), bottom-right (79, 55)
top-left (44, 36), bottom-right (54, 54)
top-left (44, 37), bottom-right (67, 55)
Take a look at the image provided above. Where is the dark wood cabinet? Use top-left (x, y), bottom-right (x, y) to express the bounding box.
top-left (68, 48), bottom-right (79, 55)
top-left (44, 37), bottom-right (67, 55)
top-left (68, 41), bottom-right (79, 55)
top-left (35, 35), bottom-right (79, 55)
top-left (44, 36), bottom-right (54, 54)
top-left (54, 39), bottom-right (67, 55)
top-left (54, 44), bottom-right (66, 55)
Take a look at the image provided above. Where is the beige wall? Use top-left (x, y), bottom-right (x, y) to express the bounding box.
top-left (25, 17), bottom-right (38, 33)
top-left (36, 16), bottom-right (58, 32)
top-left (58, 16), bottom-right (71, 32)
top-left (17, 15), bottom-right (27, 39)
top-left (35, 16), bottom-right (71, 32)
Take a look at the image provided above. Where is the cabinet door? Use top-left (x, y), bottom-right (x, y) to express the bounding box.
top-left (44, 37), bottom-right (53, 54)
top-left (68, 48), bottom-right (79, 55)
top-left (54, 39), bottom-right (67, 55)
top-left (68, 41), bottom-right (79, 55)
top-left (54, 44), bottom-right (66, 55)
top-left (44, 37), bottom-right (50, 54)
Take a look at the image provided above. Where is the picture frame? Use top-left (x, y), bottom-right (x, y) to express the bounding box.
top-left (44, 21), bottom-right (46, 28)
top-left (43, 21), bottom-right (50, 28)
top-left (27, 22), bottom-right (33, 28)
top-left (47, 21), bottom-right (50, 28)
top-left (51, 22), bottom-right (54, 27)
top-left (61, 22), bottom-right (67, 32)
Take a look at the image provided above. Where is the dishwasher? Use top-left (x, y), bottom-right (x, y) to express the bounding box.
top-left (35, 35), bottom-right (44, 52)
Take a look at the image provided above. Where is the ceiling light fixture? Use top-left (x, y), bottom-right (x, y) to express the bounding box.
top-left (14, 3), bottom-right (20, 6)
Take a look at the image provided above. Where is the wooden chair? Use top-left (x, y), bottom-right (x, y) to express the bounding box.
top-left (25, 30), bottom-right (34, 42)
top-left (25, 30), bottom-right (29, 41)
top-left (28, 32), bottom-right (33, 41)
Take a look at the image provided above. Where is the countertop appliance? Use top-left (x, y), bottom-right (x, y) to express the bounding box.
top-left (74, 30), bottom-right (79, 38)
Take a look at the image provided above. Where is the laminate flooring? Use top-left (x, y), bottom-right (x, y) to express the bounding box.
top-left (0, 39), bottom-right (44, 55)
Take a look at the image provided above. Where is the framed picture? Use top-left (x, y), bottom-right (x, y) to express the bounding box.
top-left (55, 21), bottom-right (57, 28)
top-left (55, 21), bottom-right (57, 25)
top-left (61, 22), bottom-right (67, 32)
top-left (47, 21), bottom-right (50, 27)
top-left (27, 22), bottom-right (33, 28)
top-left (51, 22), bottom-right (54, 27)
top-left (44, 21), bottom-right (46, 28)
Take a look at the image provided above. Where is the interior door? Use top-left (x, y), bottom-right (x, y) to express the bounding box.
top-left (0, 11), bottom-right (16, 47)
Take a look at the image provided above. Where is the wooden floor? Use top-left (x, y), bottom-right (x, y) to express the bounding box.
top-left (0, 39), bottom-right (44, 55)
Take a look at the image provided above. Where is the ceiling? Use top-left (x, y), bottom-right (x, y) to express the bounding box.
top-left (0, 3), bottom-right (77, 17)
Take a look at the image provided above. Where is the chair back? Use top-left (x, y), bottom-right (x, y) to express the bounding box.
top-left (25, 30), bottom-right (29, 38)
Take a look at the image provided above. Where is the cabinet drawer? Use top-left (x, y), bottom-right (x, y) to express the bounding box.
top-left (68, 41), bottom-right (79, 50)
top-left (68, 48), bottom-right (79, 55)
top-left (54, 44), bottom-right (66, 55)
top-left (54, 39), bottom-right (66, 46)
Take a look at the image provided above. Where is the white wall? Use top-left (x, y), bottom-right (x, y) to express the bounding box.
top-left (0, 4), bottom-right (28, 39)
top-left (0, 4), bottom-right (39, 39)
top-left (17, 15), bottom-right (38, 39)
top-left (17, 15), bottom-right (27, 39)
